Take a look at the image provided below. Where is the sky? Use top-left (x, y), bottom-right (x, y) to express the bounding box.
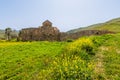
top-left (0, 0), bottom-right (120, 32)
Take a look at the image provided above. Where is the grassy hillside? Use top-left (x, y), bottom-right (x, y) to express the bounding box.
top-left (67, 17), bottom-right (120, 33)
top-left (94, 34), bottom-right (120, 79)
top-left (0, 33), bottom-right (120, 79)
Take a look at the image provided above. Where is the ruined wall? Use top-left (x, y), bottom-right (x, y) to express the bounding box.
top-left (38, 26), bottom-right (60, 41)
top-left (60, 30), bottom-right (115, 41)
top-left (19, 28), bottom-right (36, 41)
top-left (19, 28), bottom-right (114, 41)
top-left (19, 20), bottom-right (60, 41)
top-left (19, 20), bottom-right (115, 41)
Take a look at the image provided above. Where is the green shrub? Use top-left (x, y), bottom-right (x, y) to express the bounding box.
top-left (66, 39), bottom-right (74, 42)
top-left (91, 34), bottom-right (113, 47)
top-left (65, 38), bottom-right (95, 59)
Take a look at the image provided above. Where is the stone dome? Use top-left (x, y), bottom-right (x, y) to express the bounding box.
top-left (42, 20), bottom-right (52, 27)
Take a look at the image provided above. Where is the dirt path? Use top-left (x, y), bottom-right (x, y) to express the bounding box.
top-left (94, 46), bottom-right (108, 79)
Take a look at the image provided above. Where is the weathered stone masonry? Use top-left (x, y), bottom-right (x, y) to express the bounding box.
top-left (19, 20), bottom-right (114, 41)
top-left (19, 20), bottom-right (60, 41)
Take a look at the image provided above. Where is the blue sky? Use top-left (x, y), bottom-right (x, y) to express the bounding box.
top-left (0, 0), bottom-right (120, 32)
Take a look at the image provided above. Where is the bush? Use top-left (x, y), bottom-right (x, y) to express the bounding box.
top-left (65, 38), bottom-right (95, 58)
top-left (66, 39), bottom-right (74, 42)
top-left (91, 34), bottom-right (113, 47)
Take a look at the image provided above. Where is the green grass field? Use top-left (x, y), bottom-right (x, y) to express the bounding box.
top-left (0, 41), bottom-right (67, 80)
top-left (0, 33), bottom-right (120, 80)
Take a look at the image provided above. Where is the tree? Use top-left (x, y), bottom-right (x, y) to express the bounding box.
top-left (5, 27), bottom-right (12, 41)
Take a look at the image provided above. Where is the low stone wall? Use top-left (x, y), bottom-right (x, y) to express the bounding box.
top-left (19, 29), bottom-right (114, 41)
top-left (60, 30), bottom-right (115, 41)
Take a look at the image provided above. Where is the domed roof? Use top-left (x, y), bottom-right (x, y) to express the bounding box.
top-left (42, 20), bottom-right (52, 27)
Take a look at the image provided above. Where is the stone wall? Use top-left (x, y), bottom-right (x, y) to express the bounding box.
top-left (19, 20), bottom-right (60, 41)
top-left (19, 20), bottom-right (115, 41)
top-left (60, 30), bottom-right (115, 41)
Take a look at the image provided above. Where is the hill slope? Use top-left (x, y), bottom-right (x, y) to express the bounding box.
top-left (67, 17), bottom-right (120, 33)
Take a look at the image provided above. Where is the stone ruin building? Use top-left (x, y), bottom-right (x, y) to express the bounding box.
top-left (19, 20), bottom-right (60, 41)
top-left (19, 20), bottom-right (114, 41)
